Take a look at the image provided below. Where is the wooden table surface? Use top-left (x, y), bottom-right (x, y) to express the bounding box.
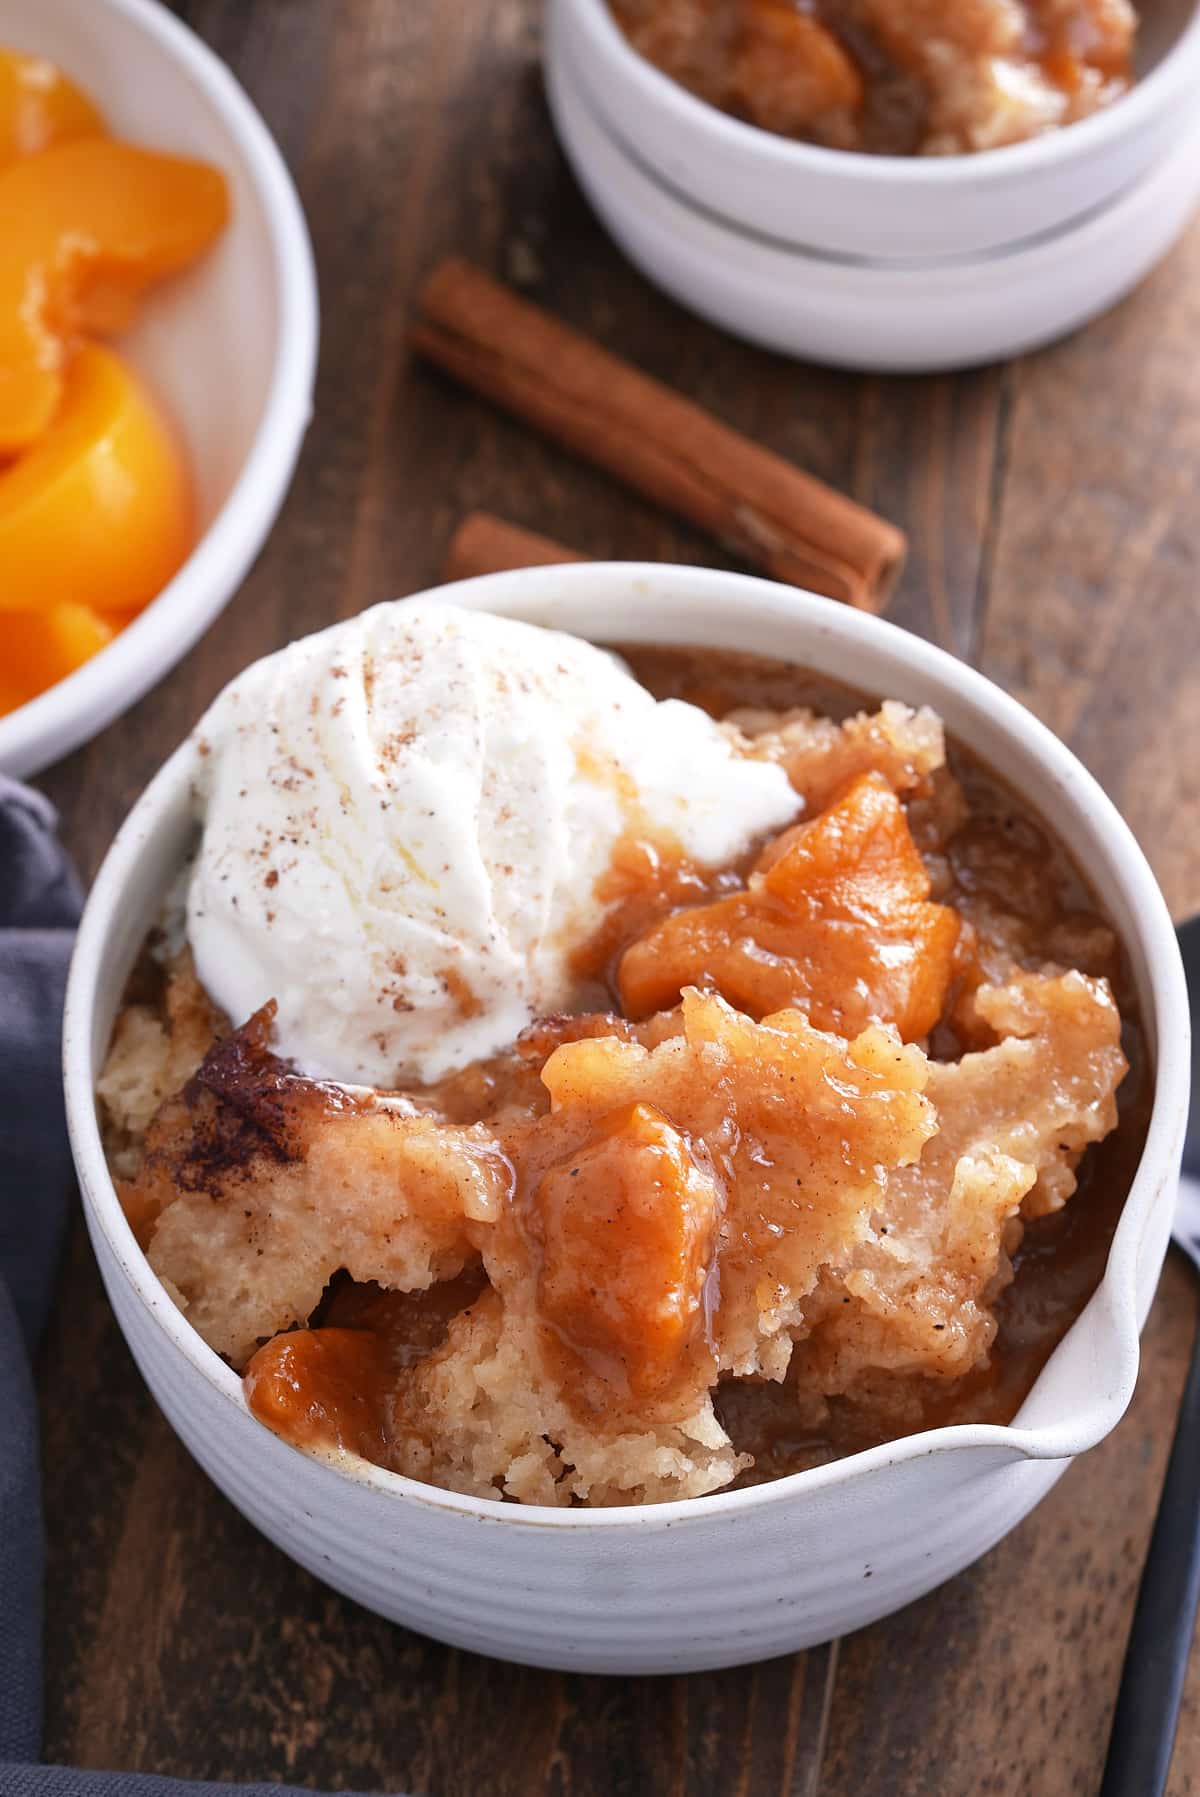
top-left (32, 2), bottom-right (1200, 1792)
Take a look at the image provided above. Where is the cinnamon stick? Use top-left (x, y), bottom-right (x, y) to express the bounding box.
top-left (443, 511), bottom-right (583, 583)
top-left (411, 259), bottom-right (906, 611)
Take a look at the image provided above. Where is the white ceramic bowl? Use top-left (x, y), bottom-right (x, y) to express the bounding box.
top-left (0, 0), bottom-right (318, 779)
top-left (546, 0), bottom-right (1200, 371)
top-left (550, 0), bottom-right (1200, 262)
top-left (64, 565), bottom-right (1189, 1675)
top-left (548, 42), bottom-right (1200, 373)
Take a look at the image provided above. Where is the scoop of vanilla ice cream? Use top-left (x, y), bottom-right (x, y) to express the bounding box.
top-left (186, 600), bottom-right (800, 1085)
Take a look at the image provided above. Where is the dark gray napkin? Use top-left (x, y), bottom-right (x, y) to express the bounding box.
top-left (0, 776), bottom-right (391, 1797)
top-left (0, 776), bottom-right (81, 1773)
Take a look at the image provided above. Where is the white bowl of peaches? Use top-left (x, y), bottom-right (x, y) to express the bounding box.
top-left (63, 564), bottom-right (1188, 1673)
top-left (0, 0), bottom-right (316, 777)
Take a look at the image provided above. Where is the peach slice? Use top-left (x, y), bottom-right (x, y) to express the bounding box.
top-left (0, 601), bottom-right (115, 716)
top-left (0, 48), bottom-right (105, 168)
top-left (728, 0), bottom-right (862, 142)
top-left (531, 1101), bottom-right (720, 1401)
top-left (0, 342), bottom-right (193, 618)
top-left (0, 138), bottom-right (228, 452)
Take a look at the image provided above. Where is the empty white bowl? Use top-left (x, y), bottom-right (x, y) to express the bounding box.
top-left (0, 0), bottom-right (318, 779)
top-left (63, 564), bottom-right (1189, 1674)
top-left (546, 0), bottom-right (1200, 370)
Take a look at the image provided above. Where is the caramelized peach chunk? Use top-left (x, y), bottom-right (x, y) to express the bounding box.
top-left (531, 1101), bottom-right (720, 1400)
top-left (537, 988), bottom-right (936, 1378)
top-left (619, 772), bottom-right (959, 1039)
top-left (0, 344), bottom-right (192, 618)
top-left (0, 139), bottom-right (228, 452)
top-left (0, 49), bottom-right (104, 168)
top-left (245, 1270), bottom-right (491, 1461)
top-left (244, 1328), bottom-right (390, 1461)
top-left (727, 1), bottom-right (861, 143)
top-left (611, 0), bottom-right (861, 146)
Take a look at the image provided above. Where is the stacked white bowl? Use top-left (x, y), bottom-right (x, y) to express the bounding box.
top-left (546, 0), bottom-right (1200, 371)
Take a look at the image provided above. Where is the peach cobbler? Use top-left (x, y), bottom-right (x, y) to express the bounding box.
top-left (609, 0), bottom-right (1137, 154)
top-left (98, 603), bottom-right (1147, 1506)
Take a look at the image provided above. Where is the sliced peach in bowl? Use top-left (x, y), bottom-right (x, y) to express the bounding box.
top-left (0, 137), bottom-right (228, 453)
top-left (0, 46), bottom-right (104, 166)
top-left (0, 603), bottom-right (116, 717)
top-left (0, 341), bottom-right (192, 619)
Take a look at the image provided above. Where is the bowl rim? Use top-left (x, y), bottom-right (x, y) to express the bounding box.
top-left (553, 41), bottom-right (1200, 280)
top-left (568, 0), bottom-right (1200, 187)
top-left (0, 0), bottom-right (319, 780)
top-left (63, 563), bottom-right (1190, 1532)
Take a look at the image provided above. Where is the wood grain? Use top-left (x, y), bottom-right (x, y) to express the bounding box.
top-left (820, 1262), bottom-right (1200, 1797)
top-left (30, 1), bottom-right (1200, 1792)
top-left (975, 230), bottom-right (1200, 925)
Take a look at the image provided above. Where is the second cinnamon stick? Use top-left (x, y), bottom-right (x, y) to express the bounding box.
top-left (412, 259), bottom-right (906, 611)
top-left (443, 512), bottom-right (582, 583)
